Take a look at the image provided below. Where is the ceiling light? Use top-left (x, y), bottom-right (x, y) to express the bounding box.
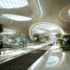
top-left (2, 14), bottom-right (32, 21)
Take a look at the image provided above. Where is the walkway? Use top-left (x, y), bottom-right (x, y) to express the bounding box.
top-left (0, 43), bottom-right (51, 64)
top-left (0, 43), bottom-right (52, 70)
top-left (28, 45), bottom-right (68, 70)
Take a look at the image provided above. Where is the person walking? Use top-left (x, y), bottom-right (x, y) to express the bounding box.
top-left (0, 41), bottom-right (3, 55)
top-left (23, 41), bottom-right (24, 48)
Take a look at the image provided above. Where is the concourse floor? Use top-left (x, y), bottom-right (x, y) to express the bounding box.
top-left (0, 44), bottom-right (52, 70)
top-left (0, 43), bottom-right (51, 64)
top-left (28, 45), bottom-right (70, 70)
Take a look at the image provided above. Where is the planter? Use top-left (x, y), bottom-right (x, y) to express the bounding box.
top-left (60, 45), bottom-right (70, 51)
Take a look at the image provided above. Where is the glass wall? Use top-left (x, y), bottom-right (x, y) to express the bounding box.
top-left (0, 28), bottom-right (29, 48)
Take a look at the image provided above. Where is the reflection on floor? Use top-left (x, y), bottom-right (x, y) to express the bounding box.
top-left (0, 43), bottom-right (50, 64)
top-left (28, 45), bottom-right (68, 70)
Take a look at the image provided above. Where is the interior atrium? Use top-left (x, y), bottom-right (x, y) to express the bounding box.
top-left (0, 0), bottom-right (70, 70)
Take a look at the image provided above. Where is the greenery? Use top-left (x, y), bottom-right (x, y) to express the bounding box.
top-left (55, 33), bottom-right (70, 50)
top-left (43, 36), bottom-right (50, 42)
top-left (33, 33), bottom-right (41, 43)
top-left (0, 24), bottom-right (3, 33)
top-left (55, 33), bottom-right (62, 44)
top-left (57, 39), bottom-right (63, 45)
top-left (55, 33), bottom-right (62, 39)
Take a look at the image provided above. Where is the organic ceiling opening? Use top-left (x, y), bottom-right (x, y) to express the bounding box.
top-left (32, 24), bottom-right (60, 34)
top-left (29, 22), bottom-right (65, 43)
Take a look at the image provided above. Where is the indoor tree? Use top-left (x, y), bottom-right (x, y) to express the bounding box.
top-left (55, 33), bottom-right (62, 44)
top-left (62, 35), bottom-right (70, 49)
top-left (55, 33), bottom-right (62, 39)
top-left (33, 33), bottom-right (41, 43)
top-left (43, 36), bottom-right (50, 42)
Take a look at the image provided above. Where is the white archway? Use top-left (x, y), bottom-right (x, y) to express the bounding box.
top-left (29, 22), bottom-right (65, 40)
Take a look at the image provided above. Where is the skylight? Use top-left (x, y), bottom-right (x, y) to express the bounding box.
top-left (32, 24), bottom-right (58, 34)
top-left (2, 14), bottom-right (32, 21)
top-left (67, 9), bottom-right (70, 18)
top-left (32, 28), bottom-right (46, 34)
top-left (35, 0), bottom-right (42, 16)
top-left (35, 24), bottom-right (57, 30)
top-left (0, 0), bottom-right (28, 9)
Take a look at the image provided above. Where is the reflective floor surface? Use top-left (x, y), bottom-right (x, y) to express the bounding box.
top-left (28, 45), bottom-right (69, 70)
top-left (0, 43), bottom-right (50, 64)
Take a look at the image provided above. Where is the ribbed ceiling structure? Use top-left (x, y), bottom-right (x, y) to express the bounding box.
top-left (0, 0), bottom-right (70, 42)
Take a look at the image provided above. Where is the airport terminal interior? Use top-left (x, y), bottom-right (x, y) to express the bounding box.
top-left (0, 0), bottom-right (70, 70)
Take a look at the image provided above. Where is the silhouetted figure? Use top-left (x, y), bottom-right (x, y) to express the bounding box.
top-left (0, 41), bottom-right (3, 49)
top-left (0, 41), bottom-right (3, 55)
top-left (23, 42), bottom-right (24, 48)
top-left (25, 42), bottom-right (27, 48)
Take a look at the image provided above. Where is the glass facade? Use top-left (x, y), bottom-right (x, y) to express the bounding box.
top-left (0, 28), bottom-right (29, 48)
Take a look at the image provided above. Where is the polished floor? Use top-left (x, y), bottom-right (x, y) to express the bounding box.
top-left (1, 44), bottom-right (69, 70)
top-left (28, 45), bottom-right (69, 70)
top-left (0, 43), bottom-right (50, 64)
top-left (0, 44), bottom-right (51, 70)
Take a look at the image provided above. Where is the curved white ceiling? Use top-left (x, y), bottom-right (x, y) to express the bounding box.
top-left (0, 0), bottom-right (70, 42)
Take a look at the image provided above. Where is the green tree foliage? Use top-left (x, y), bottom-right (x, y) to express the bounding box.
top-left (33, 33), bottom-right (41, 43)
top-left (43, 36), bottom-right (50, 41)
top-left (55, 33), bottom-right (62, 39)
top-left (62, 35), bottom-right (70, 45)
top-left (57, 39), bottom-right (63, 45)
top-left (33, 33), bottom-right (39, 38)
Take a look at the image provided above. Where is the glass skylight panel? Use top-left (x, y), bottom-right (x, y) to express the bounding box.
top-left (0, 0), bottom-right (28, 9)
top-left (32, 28), bottom-right (46, 34)
top-left (34, 24), bottom-right (57, 31)
top-left (67, 9), bottom-right (70, 18)
top-left (32, 24), bottom-right (58, 35)
top-left (36, 0), bottom-right (42, 16)
top-left (2, 14), bottom-right (32, 21)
